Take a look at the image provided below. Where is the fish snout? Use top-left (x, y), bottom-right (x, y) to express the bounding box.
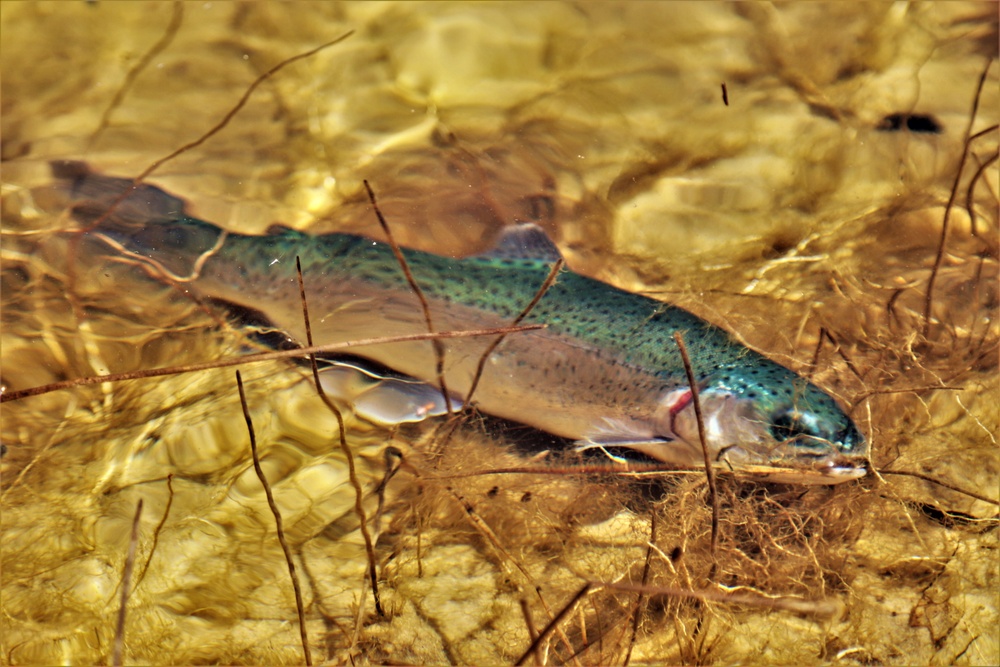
top-left (666, 389), bottom-right (868, 482)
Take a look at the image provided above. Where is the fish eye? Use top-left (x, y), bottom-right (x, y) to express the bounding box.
top-left (769, 409), bottom-right (825, 444)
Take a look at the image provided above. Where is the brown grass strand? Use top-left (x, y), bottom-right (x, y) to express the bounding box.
top-left (295, 256), bottom-right (322, 387)
top-left (1, 324), bottom-right (544, 403)
top-left (444, 486), bottom-right (580, 664)
top-left (465, 257), bottom-right (565, 406)
top-left (923, 58), bottom-right (994, 337)
top-left (111, 498), bottom-right (143, 667)
top-left (805, 326), bottom-right (827, 380)
top-left (519, 598), bottom-right (541, 665)
top-left (878, 468), bottom-right (999, 506)
top-left (374, 447), bottom-right (404, 534)
top-left (71, 31), bottom-right (354, 241)
top-left (132, 474), bottom-right (174, 591)
top-left (89, 1), bottom-right (184, 147)
top-left (673, 331), bottom-right (720, 555)
top-left (601, 582), bottom-right (844, 621)
top-left (966, 145), bottom-right (999, 239)
top-left (236, 370), bottom-right (312, 666)
top-left (821, 329), bottom-right (863, 381)
top-left (514, 584), bottom-right (592, 666)
top-left (294, 257), bottom-right (384, 617)
top-left (623, 510), bottom-right (656, 666)
top-left (431, 462), bottom-right (687, 479)
top-left (363, 180), bottom-right (454, 413)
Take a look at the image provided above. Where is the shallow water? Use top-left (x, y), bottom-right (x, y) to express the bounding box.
top-left (2, 3), bottom-right (997, 664)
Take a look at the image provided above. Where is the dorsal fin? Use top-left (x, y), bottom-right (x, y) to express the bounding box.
top-left (475, 223), bottom-right (563, 261)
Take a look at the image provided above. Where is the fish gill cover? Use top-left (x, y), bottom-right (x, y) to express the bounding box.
top-left (1, 3), bottom-right (997, 665)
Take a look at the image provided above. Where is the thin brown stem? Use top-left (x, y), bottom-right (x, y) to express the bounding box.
top-left (133, 474), bottom-right (174, 591)
top-left (514, 584), bottom-right (592, 666)
top-left (821, 329), bottom-right (863, 381)
top-left (623, 511), bottom-right (656, 666)
top-left (89, 2), bottom-right (184, 147)
top-left (519, 599), bottom-right (541, 665)
top-left (674, 332), bottom-right (719, 555)
top-left (966, 148), bottom-right (999, 239)
top-left (924, 59), bottom-right (994, 337)
top-left (86, 32), bottom-right (356, 234)
top-left (111, 499), bottom-right (143, 667)
top-left (294, 258), bottom-right (385, 617)
top-left (363, 180), bottom-right (454, 413)
top-left (466, 257), bottom-right (564, 406)
top-left (805, 326), bottom-right (827, 380)
top-left (878, 468), bottom-right (999, 506)
top-left (1, 323), bottom-right (544, 403)
top-left (601, 581), bottom-right (843, 620)
top-left (236, 371), bottom-right (312, 665)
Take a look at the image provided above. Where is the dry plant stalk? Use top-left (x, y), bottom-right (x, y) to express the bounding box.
top-left (236, 370), bottom-right (311, 666)
top-left (132, 474), bottom-right (174, 591)
top-left (294, 256), bottom-right (384, 618)
top-left (465, 256), bottom-right (566, 405)
top-left (89, 1), bottom-right (184, 147)
top-left (111, 499), bottom-right (143, 667)
top-left (0, 325), bottom-right (544, 404)
top-left (515, 583), bottom-right (592, 666)
top-left (674, 331), bottom-right (720, 555)
top-left (923, 58), bottom-right (995, 337)
top-left (364, 179), bottom-right (454, 414)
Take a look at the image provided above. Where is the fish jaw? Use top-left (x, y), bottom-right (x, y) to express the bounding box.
top-left (648, 387), bottom-right (869, 484)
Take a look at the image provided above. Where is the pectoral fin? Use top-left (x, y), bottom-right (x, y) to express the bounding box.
top-left (318, 361), bottom-right (462, 426)
top-left (574, 417), bottom-right (702, 466)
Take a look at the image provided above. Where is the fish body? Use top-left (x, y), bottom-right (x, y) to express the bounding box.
top-left (55, 162), bottom-right (868, 483)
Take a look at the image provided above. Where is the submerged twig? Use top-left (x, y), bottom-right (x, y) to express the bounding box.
top-left (81, 31), bottom-right (356, 236)
top-left (236, 371), bottom-right (311, 665)
top-left (519, 598), bottom-right (541, 665)
top-left (602, 581), bottom-right (844, 621)
top-left (923, 58), bottom-right (994, 337)
top-left (878, 468), bottom-right (999, 506)
top-left (966, 148), bottom-right (999, 239)
top-left (514, 583), bottom-right (592, 666)
top-left (111, 499), bottom-right (143, 667)
top-left (466, 256), bottom-right (565, 406)
top-left (444, 486), bottom-right (580, 664)
top-left (363, 180), bottom-right (454, 414)
top-left (623, 510), bottom-right (657, 666)
top-left (1, 323), bottom-right (545, 403)
top-left (89, 1), bottom-right (184, 147)
top-left (805, 326), bottom-right (827, 380)
top-left (674, 332), bottom-right (720, 555)
top-left (374, 447), bottom-right (404, 534)
top-left (294, 257), bottom-right (384, 618)
top-left (133, 474), bottom-right (174, 591)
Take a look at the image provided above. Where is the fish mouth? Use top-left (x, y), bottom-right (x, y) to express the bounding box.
top-left (714, 445), bottom-right (868, 485)
top-left (667, 389), bottom-right (868, 485)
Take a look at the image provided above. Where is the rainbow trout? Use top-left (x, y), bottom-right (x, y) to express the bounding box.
top-left (53, 161), bottom-right (867, 484)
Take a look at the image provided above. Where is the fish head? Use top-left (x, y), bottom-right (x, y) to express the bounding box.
top-left (663, 363), bottom-right (868, 484)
